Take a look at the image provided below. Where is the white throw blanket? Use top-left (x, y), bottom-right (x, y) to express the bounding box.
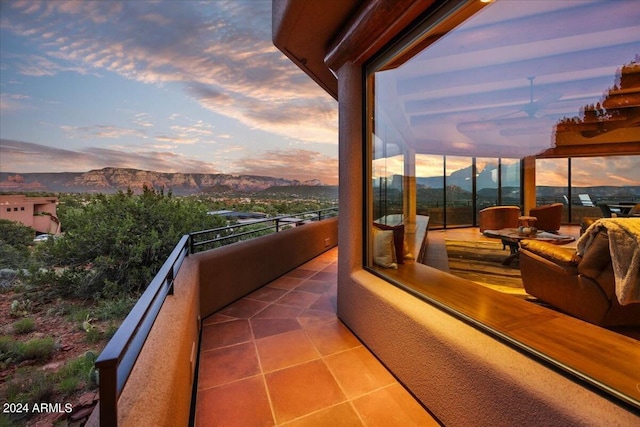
top-left (577, 218), bottom-right (640, 305)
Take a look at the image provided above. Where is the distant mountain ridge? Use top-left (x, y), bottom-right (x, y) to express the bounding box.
top-left (0, 167), bottom-right (325, 195)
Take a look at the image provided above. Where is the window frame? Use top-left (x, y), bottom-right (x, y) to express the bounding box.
top-left (363, 0), bottom-right (640, 410)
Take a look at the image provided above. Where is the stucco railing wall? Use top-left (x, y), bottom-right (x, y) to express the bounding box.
top-left (90, 217), bottom-right (338, 426)
top-left (195, 216), bottom-right (338, 318)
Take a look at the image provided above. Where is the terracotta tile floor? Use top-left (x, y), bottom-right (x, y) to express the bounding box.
top-left (195, 248), bottom-right (440, 426)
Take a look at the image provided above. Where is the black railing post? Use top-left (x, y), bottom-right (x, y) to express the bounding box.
top-left (167, 267), bottom-right (174, 295)
top-left (97, 360), bottom-right (118, 427)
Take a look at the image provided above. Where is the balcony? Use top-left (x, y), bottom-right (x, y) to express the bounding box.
top-left (195, 247), bottom-right (438, 426)
top-left (89, 212), bottom-right (439, 426)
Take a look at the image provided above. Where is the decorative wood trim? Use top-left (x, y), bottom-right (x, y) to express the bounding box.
top-left (537, 142), bottom-right (640, 158)
top-left (375, 258), bottom-right (640, 409)
top-left (325, 0), bottom-right (437, 70)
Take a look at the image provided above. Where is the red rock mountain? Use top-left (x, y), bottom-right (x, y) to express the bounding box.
top-left (0, 168), bottom-right (324, 195)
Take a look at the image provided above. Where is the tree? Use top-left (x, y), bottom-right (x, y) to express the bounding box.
top-left (0, 219), bottom-right (33, 269)
top-left (28, 187), bottom-right (226, 300)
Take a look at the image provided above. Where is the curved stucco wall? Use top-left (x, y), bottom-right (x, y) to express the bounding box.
top-left (338, 270), bottom-right (639, 426)
top-left (334, 62), bottom-right (638, 426)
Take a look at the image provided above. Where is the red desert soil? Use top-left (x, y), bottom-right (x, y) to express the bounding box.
top-left (1, 289), bottom-right (110, 426)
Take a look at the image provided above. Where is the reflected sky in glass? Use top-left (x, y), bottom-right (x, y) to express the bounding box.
top-left (372, 0), bottom-right (640, 184)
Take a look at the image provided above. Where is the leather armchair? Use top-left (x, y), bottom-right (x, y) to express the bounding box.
top-left (529, 203), bottom-right (563, 232)
top-left (478, 206), bottom-right (520, 232)
top-left (519, 230), bottom-right (640, 326)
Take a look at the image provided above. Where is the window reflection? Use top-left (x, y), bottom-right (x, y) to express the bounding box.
top-left (367, 0), bottom-right (640, 407)
top-left (416, 154), bottom-right (444, 227)
top-left (536, 158), bottom-right (569, 222)
top-left (445, 156), bottom-right (473, 227)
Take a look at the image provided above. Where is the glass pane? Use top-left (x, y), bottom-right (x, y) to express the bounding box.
top-left (366, 0), bottom-right (640, 408)
top-left (500, 158), bottom-right (521, 207)
top-left (572, 156), bottom-right (640, 220)
top-left (536, 158), bottom-right (570, 223)
top-left (416, 154), bottom-right (444, 228)
top-left (445, 156), bottom-right (473, 227)
top-left (372, 153), bottom-right (404, 223)
top-left (475, 158), bottom-right (498, 219)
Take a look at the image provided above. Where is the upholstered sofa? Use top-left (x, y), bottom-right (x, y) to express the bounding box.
top-left (519, 219), bottom-right (640, 326)
top-left (529, 203), bottom-right (563, 232)
top-left (478, 206), bottom-right (520, 232)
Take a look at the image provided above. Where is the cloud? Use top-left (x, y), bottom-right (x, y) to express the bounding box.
top-left (60, 124), bottom-right (148, 140)
top-left (133, 113), bottom-right (153, 128)
top-left (0, 93), bottom-right (31, 111)
top-left (536, 156), bottom-right (640, 187)
top-left (0, 139), bottom-right (218, 174)
top-left (2, 0), bottom-right (338, 145)
top-left (234, 148), bottom-right (338, 185)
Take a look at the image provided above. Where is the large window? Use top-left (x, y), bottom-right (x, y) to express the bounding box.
top-left (537, 155), bottom-right (640, 224)
top-left (367, 0), bottom-right (640, 408)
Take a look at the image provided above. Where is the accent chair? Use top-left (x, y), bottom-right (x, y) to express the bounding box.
top-left (520, 220), bottom-right (640, 326)
top-left (627, 203), bottom-right (640, 217)
top-left (478, 206), bottom-right (520, 232)
top-left (529, 203), bottom-right (563, 232)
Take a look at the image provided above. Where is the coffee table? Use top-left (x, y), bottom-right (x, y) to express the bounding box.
top-left (482, 228), bottom-right (575, 265)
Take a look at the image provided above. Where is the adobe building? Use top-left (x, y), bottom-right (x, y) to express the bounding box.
top-left (0, 194), bottom-right (61, 235)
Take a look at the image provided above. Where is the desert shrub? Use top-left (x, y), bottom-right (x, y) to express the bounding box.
top-left (0, 336), bottom-right (53, 365)
top-left (84, 328), bottom-right (101, 343)
top-left (28, 187), bottom-right (226, 300)
top-left (0, 219), bottom-right (34, 248)
top-left (0, 268), bottom-right (19, 292)
top-left (9, 298), bottom-right (33, 317)
top-left (0, 219), bottom-right (33, 270)
top-left (3, 368), bottom-right (54, 413)
top-left (12, 318), bottom-right (36, 334)
top-left (93, 293), bottom-right (137, 321)
top-left (20, 337), bottom-right (56, 362)
top-left (0, 335), bottom-right (21, 365)
top-left (3, 351), bottom-right (98, 409)
top-left (56, 351), bottom-right (98, 393)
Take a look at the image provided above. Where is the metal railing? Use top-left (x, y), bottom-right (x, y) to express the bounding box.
top-left (190, 207), bottom-right (338, 253)
top-left (94, 207), bottom-right (338, 426)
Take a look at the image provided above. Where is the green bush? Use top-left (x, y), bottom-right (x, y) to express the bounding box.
top-left (0, 219), bottom-right (34, 270)
top-left (2, 351), bottom-right (98, 413)
top-left (93, 294), bottom-right (137, 320)
top-left (0, 335), bottom-right (21, 365)
top-left (0, 337), bottom-right (56, 364)
top-left (28, 187), bottom-right (226, 301)
top-left (21, 337), bottom-right (56, 362)
top-left (84, 328), bottom-right (101, 343)
top-left (12, 318), bottom-right (36, 334)
top-left (55, 351), bottom-right (98, 393)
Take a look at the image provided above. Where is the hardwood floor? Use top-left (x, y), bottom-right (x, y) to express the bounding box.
top-left (423, 224), bottom-right (581, 273)
top-left (375, 224), bottom-right (640, 409)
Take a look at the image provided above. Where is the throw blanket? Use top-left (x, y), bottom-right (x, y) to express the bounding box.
top-left (577, 218), bottom-right (640, 305)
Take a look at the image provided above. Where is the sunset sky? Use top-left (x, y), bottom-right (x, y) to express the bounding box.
top-left (1, 1), bottom-right (639, 189)
top-left (0, 0), bottom-right (339, 184)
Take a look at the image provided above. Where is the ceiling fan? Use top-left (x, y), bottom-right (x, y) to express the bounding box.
top-left (457, 77), bottom-right (561, 134)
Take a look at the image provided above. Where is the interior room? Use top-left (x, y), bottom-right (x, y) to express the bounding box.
top-left (367, 0), bottom-right (640, 334)
top-left (356, 0), bottom-right (640, 419)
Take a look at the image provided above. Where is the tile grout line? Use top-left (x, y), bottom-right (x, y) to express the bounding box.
top-left (247, 293), bottom-right (279, 427)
